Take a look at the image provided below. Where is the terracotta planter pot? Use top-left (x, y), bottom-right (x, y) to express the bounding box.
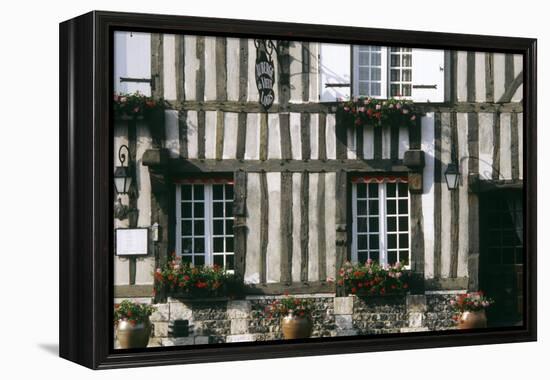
top-left (458, 310), bottom-right (487, 330)
top-left (116, 319), bottom-right (152, 348)
top-left (281, 310), bottom-right (312, 340)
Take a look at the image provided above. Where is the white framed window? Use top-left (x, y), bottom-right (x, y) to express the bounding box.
top-left (175, 179), bottom-right (235, 270)
top-left (353, 46), bottom-right (387, 98)
top-left (389, 47), bottom-right (413, 97)
top-left (351, 176), bottom-right (410, 267)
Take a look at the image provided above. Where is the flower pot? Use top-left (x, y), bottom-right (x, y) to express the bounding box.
top-left (457, 310), bottom-right (487, 330)
top-left (116, 319), bottom-right (152, 348)
top-left (281, 310), bottom-right (312, 340)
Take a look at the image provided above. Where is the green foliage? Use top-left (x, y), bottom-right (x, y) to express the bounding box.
top-left (337, 260), bottom-right (410, 296)
top-left (113, 92), bottom-right (166, 119)
top-left (114, 300), bottom-right (156, 325)
top-left (154, 254), bottom-right (243, 298)
top-left (264, 294), bottom-right (313, 319)
top-left (337, 96), bottom-right (420, 129)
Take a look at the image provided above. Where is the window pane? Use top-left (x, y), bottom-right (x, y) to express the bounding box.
top-left (370, 251), bottom-right (379, 262)
top-left (213, 255), bottom-right (224, 267)
top-left (370, 82), bottom-right (381, 96)
top-left (226, 254), bottom-right (234, 270)
top-left (225, 202), bottom-right (233, 218)
top-left (369, 235), bottom-right (379, 250)
top-left (401, 253), bottom-right (409, 266)
top-left (398, 183), bottom-right (408, 197)
top-left (194, 202), bottom-right (204, 218)
top-left (357, 217), bottom-right (368, 232)
top-left (387, 183), bottom-right (396, 197)
top-left (357, 183), bottom-right (367, 198)
top-left (399, 234), bottom-right (409, 249)
top-left (193, 185), bottom-right (204, 200)
top-left (368, 200), bottom-right (378, 214)
top-left (359, 67), bottom-right (370, 80)
top-left (368, 184), bottom-right (378, 198)
top-left (398, 216), bottom-right (408, 232)
top-left (369, 217), bottom-right (379, 232)
top-left (358, 52), bottom-right (368, 66)
top-left (358, 81), bottom-right (368, 96)
top-left (388, 251), bottom-right (397, 265)
top-left (398, 199), bottom-right (408, 214)
top-left (371, 52), bottom-right (381, 66)
top-left (193, 220), bottom-right (204, 235)
top-left (225, 220), bottom-right (234, 235)
top-left (357, 201), bottom-right (367, 216)
top-left (358, 252), bottom-right (369, 264)
top-left (358, 235), bottom-right (368, 250)
top-left (402, 69), bottom-right (412, 82)
top-left (390, 47), bottom-right (399, 53)
top-left (402, 54), bottom-right (412, 67)
top-left (213, 237), bottom-right (224, 253)
top-left (387, 199), bottom-right (396, 215)
top-left (181, 255), bottom-right (192, 264)
top-left (387, 216), bottom-right (397, 232)
top-left (181, 202), bottom-right (192, 218)
top-left (194, 255), bottom-right (205, 266)
top-left (213, 220), bottom-right (224, 235)
top-left (213, 202), bottom-right (224, 217)
top-left (388, 234), bottom-right (397, 249)
top-left (402, 84), bottom-right (412, 96)
top-left (181, 220), bottom-right (192, 236)
top-left (226, 237), bottom-right (234, 252)
top-left (225, 185), bottom-right (234, 200)
top-left (371, 68), bottom-right (381, 81)
top-left (390, 84), bottom-right (400, 96)
top-left (390, 54), bottom-right (400, 67)
top-left (213, 184), bottom-right (224, 200)
top-left (390, 69), bottom-right (400, 82)
top-left (194, 238), bottom-right (205, 253)
top-left (182, 238), bottom-right (192, 254)
top-left (181, 185), bottom-right (192, 200)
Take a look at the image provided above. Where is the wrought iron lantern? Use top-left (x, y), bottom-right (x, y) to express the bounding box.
top-left (114, 145), bottom-right (132, 195)
top-left (444, 162), bottom-right (460, 190)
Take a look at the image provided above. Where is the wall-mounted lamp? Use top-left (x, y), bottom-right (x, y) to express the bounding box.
top-left (444, 162), bottom-right (460, 190)
top-left (114, 145), bottom-right (134, 220)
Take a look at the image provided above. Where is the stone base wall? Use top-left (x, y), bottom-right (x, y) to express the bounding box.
top-left (114, 292), bottom-right (461, 348)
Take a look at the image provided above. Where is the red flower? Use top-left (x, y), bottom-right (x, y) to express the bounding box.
top-left (366, 108), bottom-right (373, 117)
top-left (403, 283), bottom-right (409, 289)
top-left (351, 287), bottom-right (357, 294)
top-left (183, 275), bottom-right (190, 281)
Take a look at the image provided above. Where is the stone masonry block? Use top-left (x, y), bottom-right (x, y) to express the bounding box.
top-left (335, 314), bottom-right (353, 330)
top-left (409, 312), bottom-right (424, 328)
top-left (161, 337), bottom-right (194, 346)
top-left (170, 302), bottom-right (193, 321)
top-left (227, 300), bottom-right (251, 319)
top-left (231, 318), bottom-right (249, 335)
top-left (226, 334), bottom-right (255, 343)
top-left (194, 336), bottom-right (210, 345)
top-left (334, 297), bottom-right (354, 315)
top-left (153, 321), bottom-right (169, 337)
top-left (406, 295), bottom-right (427, 312)
top-left (150, 303), bottom-right (170, 322)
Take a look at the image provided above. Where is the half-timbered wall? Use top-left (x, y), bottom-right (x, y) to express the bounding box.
top-left (113, 33), bottom-right (523, 294)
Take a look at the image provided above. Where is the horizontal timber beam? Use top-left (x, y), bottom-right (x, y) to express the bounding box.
top-left (143, 153), bottom-right (407, 173)
top-left (244, 281), bottom-right (335, 295)
top-left (164, 100), bottom-right (523, 114)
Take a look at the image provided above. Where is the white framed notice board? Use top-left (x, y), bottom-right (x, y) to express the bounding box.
top-left (115, 228), bottom-right (148, 256)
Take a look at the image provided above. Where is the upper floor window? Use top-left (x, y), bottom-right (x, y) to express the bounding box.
top-left (351, 176), bottom-right (410, 267)
top-left (320, 44), bottom-right (445, 103)
top-left (175, 179), bottom-right (235, 271)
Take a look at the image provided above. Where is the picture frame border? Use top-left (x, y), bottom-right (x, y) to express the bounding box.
top-left (59, 10), bottom-right (537, 369)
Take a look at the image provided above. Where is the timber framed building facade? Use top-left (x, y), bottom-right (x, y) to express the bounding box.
top-left (113, 31), bottom-right (524, 345)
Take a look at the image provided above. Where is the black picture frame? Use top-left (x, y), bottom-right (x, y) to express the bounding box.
top-left (59, 10), bottom-right (537, 369)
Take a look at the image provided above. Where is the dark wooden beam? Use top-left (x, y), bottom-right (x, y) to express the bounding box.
top-left (245, 281), bottom-right (334, 295)
top-left (215, 37), bottom-right (227, 101)
top-left (485, 52), bottom-right (494, 102)
top-left (449, 112), bottom-right (459, 278)
top-left (300, 172), bottom-right (309, 282)
top-left (433, 112), bottom-right (442, 279)
top-left (233, 171), bottom-right (247, 277)
top-left (280, 172), bottom-right (293, 284)
top-left (259, 172), bottom-right (268, 284)
top-left (300, 112), bottom-right (311, 160)
top-left (317, 172), bottom-right (326, 281)
top-left (498, 71), bottom-right (523, 103)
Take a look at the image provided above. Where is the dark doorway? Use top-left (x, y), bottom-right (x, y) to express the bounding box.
top-left (479, 189), bottom-right (523, 327)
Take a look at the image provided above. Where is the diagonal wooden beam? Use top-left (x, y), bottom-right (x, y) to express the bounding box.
top-left (498, 70), bottom-right (523, 103)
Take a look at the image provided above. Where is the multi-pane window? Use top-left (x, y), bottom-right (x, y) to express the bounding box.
top-left (176, 180), bottom-right (234, 270)
top-left (353, 46), bottom-right (412, 98)
top-left (352, 177), bottom-right (410, 267)
top-left (354, 46), bottom-right (386, 98)
top-left (389, 47), bottom-right (412, 97)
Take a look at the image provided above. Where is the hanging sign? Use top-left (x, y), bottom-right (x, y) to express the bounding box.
top-left (255, 39), bottom-right (275, 111)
